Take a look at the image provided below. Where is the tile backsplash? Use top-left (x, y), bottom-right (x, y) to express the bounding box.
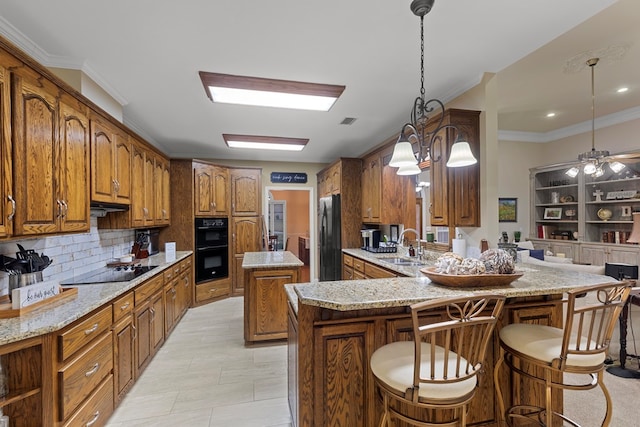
top-left (0, 217), bottom-right (135, 296)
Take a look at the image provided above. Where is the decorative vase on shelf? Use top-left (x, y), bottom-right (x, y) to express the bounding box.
top-left (597, 208), bottom-right (612, 221)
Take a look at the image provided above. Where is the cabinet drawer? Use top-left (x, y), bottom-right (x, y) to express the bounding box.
top-left (365, 263), bottom-right (396, 279)
top-left (196, 280), bottom-right (230, 302)
top-left (112, 292), bottom-right (134, 323)
top-left (59, 331), bottom-right (113, 420)
top-left (59, 306), bottom-right (112, 361)
top-left (63, 374), bottom-right (114, 427)
top-left (353, 258), bottom-right (365, 273)
top-left (343, 254), bottom-right (353, 267)
top-left (163, 264), bottom-right (181, 282)
top-left (135, 274), bottom-right (164, 304)
top-left (181, 258), bottom-right (192, 272)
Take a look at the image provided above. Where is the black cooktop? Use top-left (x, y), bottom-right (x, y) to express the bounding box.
top-left (61, 265), bottom-right (157, 285)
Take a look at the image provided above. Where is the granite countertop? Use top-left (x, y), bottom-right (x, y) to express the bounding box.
top-left (343, 247), bottom-right (439, 277)
top-left (291, 248), bottom-right (615, 312)
top-left (242, 251), bottom-right (304, 269)
top-left (0, 251), bottom-right (192, 346)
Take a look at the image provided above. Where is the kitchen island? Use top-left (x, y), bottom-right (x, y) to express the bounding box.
top-left (286, 260), bottom-right (615, 427)
top-left (242, 251), bottom-right (303, 344)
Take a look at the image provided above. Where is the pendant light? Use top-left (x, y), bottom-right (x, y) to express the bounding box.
top-left (389, 0), bottom-right (477, 175)
top-left (565, 58), bottom-right (625, 178)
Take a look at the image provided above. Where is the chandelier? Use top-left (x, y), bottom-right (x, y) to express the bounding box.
top-left (565, 58), bottom-right (625, 178)
top-left (389, 0), bottom-right (477, 176)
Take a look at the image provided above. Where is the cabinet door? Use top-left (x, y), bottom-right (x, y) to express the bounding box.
top-left (160, 159), bottom-right (171, 224)
top-left (164, 283), bottom-right (176, 335)
top-left (232, 216), bottom-right (262, 295)
top-left (150, 291), bottom-right (165, 353)
top-left (91, 117), bottom-right (117, 203)
top-left (361, 154), bottom-right (381, 223)
top-left (430, 126), bottom-right (449, 226)
top-left (0, 62), bottom-right (12, 238)
top-left (129, 142), bottom-right (146, 227)
top-left (231, 168), bottom-right (261, 216)
top-left (114, 132), bottom-right (132, 204)
top-left (143, 151), bottom-right (155, 226)
top-left (449, 113), bottom-right (480, 226)
top-left (58, 95), bottom-right (90, 233)
top-left (608, 246), bottom-right (640, 265)
top-left (11, 66), bottom-right (60, 235)
top-left (194, 163), bottom-right (215, 216)
top-left (580, 245), bottom-right (606, 266)
top-left (248, 268), bottom-right (298, 341)
top-left (134, 302), bottom-right (152, 376)
top-left (113, 314), bottom-right (135, 403)
top-left (313, 322), bottom-right (376, 426)
top-left (213, 166), bottom-right (229, 215)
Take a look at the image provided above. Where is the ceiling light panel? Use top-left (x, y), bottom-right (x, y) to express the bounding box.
top-left (222, 134), bottom-right (308, 152)
top-left (200, 72), bottom-right (345, 111)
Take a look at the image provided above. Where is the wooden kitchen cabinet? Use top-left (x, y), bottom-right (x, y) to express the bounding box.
top-left (0, 60), bottom-right (11, 239)
top-left (428, 109), bottom-right (481, 227)
top-left (244, 267), bottom-right (300, 343)
top-left (0, 337), bottom-right (45, 427)
top-left (231, 168), bottom-right (262, 216)
top-left (194, 162), bottom-right (229, 217)
top-left (232, 216), bottom-right (262, 296)
top-left (361, 147), bottom-right (414, 225)
top-left (91, 115), bottom-right (132, 205)
top-left (112, 292), bottom-right (135, 404)
top-left (134, 275), bottom-right (165, 377)
top-left (128, 140), bottom-right (151, 227)
top-left (156, 157), bottom-right (171, 225)
top-left (11, 65), bottom-right (91, 236)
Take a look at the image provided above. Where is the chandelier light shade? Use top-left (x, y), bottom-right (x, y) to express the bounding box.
top-left (628, 212), bottom-right (640, 244)
top-left (565, 58), bottom-right (625, 178)
top-left (390, 0), bottom-right (477, 176)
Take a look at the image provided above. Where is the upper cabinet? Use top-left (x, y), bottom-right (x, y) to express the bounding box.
top-left (428, 109), bottom-right (480, 227)
top-left (361, 146), bottom-right (414, 225)
top-left (231, 168), bottom-right (262, 217)
top-left (194, 163), bottom-right (229, 217)
top-left (155, 156), bottom-right (170, 225)
top-left (10, 66), bottom-right (91, 236)
top-left (90, 115), bottom-right (132, 205)
top-left (0, 59), bottom-right (12, 238)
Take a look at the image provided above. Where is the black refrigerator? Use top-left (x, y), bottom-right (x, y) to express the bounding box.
top-left (319, 194), bottom-right (342, 281)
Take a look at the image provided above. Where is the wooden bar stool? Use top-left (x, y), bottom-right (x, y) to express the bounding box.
top-left (494, 282), bottom-right (632, 426)
top-left (370, 294), bottom-right (506, 427)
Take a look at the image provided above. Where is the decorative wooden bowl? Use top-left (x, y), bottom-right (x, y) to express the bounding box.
top-left (420, 267), bottom-right (524, 288)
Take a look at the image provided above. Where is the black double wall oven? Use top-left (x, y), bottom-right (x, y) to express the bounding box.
top-left (195, 217), bottom-right (229, 283)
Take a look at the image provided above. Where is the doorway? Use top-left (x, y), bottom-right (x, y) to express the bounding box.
top-left (265, 186), bottom-right (314, 282)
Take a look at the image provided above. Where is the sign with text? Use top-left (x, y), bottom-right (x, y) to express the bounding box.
top-left (270, 172), bottom-right (307, 184)
top-left (12, 281), bottom-right (60, 309)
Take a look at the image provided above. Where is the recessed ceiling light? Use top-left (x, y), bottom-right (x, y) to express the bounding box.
top-left (546, 112), bottom-right (556, 118)
top-left (200, 72), bottom-right (345, 111)
top-left (617, 87), bottom-right (629, 93)
top-left (223, 134), bottom-right (308, 152)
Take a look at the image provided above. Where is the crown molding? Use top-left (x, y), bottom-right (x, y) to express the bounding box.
top-left (499, 105), bottom-right (640, 143)
top-left (0, 15), bottom-right (128, 106)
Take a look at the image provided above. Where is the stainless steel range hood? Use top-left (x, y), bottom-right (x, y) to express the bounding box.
top-left (90, 202), bottom-right (129, 217)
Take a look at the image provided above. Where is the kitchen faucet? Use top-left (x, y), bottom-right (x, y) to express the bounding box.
top-left (398, 228), bottom-right (421, 257)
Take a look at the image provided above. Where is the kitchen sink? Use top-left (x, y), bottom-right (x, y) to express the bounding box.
top-left (378, 257), bottom-right (426, 267)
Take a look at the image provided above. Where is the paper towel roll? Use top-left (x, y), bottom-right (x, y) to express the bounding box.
top-left (452, 238), bottom-right (467, 257)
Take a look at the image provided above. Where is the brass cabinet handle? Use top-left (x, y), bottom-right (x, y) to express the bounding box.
top-left (150, 306), bottom-right (155, 321)
top-left (84, 363), bottom-right (100, 377)
top-left (85, 411), bottom-right (100, 427)
top-left (84, 323), bottom-right (99, 335)
top-left (143, 207), bottom-right (149, 217)
top-left (56, 199), bottom-right (63, 218)
top-left (120, 302), bottom-right (130, 311)
top-left (132, 323), bottom-right (137, 340)
top-left (61, 200), bottom-right (68, 218)
top-left (7, 195), bottom-right (16, 220)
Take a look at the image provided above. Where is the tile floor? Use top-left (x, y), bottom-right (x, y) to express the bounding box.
top-left (106, 297), bottom-right (291, 427)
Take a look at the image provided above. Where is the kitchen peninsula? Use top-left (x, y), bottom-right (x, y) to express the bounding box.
top-left (286, 257), bottom-right (614, 427)
top-left (243, 251), bottom-right (303, 344)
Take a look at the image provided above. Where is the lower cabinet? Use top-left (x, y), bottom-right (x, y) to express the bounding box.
top-left (244, 267), bottom-right (300, 343)
top-left (343, 254), bottom-right (399, 280)
top-left (0, 255), bottom-right (193, 427)
top-left (289, 294), bottom-right (563, 427)
top-left (580, 243), bottom-right (640, 266)
top-left (195, 277), bottom-right (231, 303)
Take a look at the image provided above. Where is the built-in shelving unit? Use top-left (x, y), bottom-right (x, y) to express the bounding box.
top-left (530, 158), bottom-right (640, 266)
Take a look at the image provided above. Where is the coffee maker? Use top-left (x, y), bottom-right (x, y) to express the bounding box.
top-left (361, 229), bottom-right (381, 251)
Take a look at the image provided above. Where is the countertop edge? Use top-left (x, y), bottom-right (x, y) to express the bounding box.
top-left (0, 251), bottom-right (193, 346)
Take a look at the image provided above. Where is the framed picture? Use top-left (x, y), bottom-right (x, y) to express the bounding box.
top-left (498, 198), bottom-right (517, 222)
top-left (543, 207), bottom-right (563, 220)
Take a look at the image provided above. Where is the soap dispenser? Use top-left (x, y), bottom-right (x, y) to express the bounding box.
top-left (408, 245), bottom-right (415, 257)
